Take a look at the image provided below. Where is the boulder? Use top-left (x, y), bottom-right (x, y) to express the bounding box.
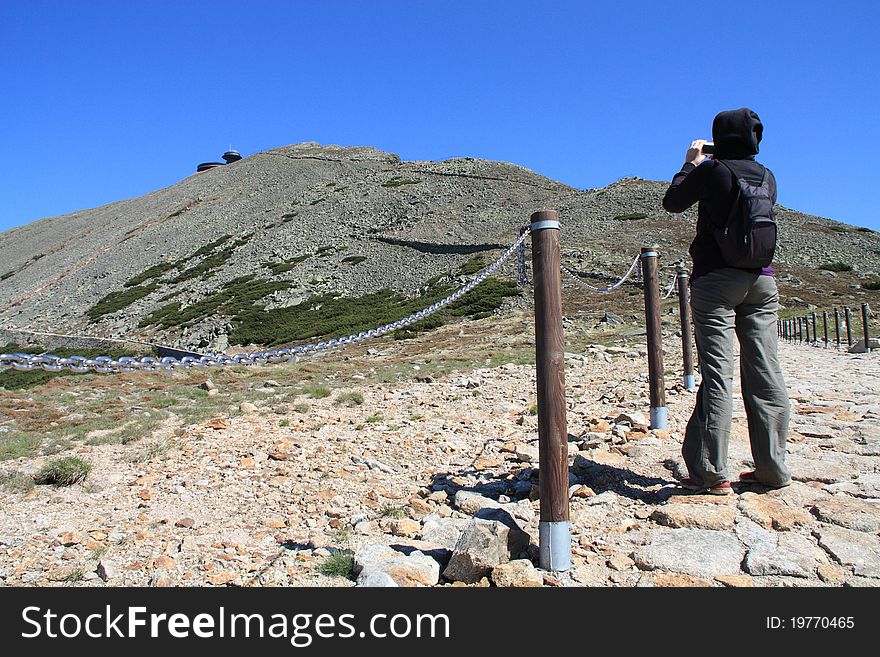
top-left (491, 560), bottom-right (543, 587)
top-left (848, 338), bottom-right (880, 354)
top-left (354, 544), bottom-right (440, 587)
top-left (442, 512), bottom-right (530, 584)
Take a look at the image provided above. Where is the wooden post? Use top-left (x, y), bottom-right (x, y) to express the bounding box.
top-left (676, 269), bottom-right (695, 390)
top-left (641, 246), bottom-right (667, 429)
top-left (823, 311), bottom-right (829, 348)
top-left (845, 307), bottom-right (853, 347)
top-left (834, 308), bottom-right (841, 350)
top-left (797, 317), bottom-right (803, 343)
top-left (812, 313), bottom-right (818, 346)
top-left (862, 303), bottom-right (871, 352)
top-left (529, 210), bottom-right (570, 572)
top-left (804, 316), bottom-right (811, 345)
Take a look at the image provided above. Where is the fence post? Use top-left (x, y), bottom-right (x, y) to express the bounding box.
top-left (810, 313), bottom-right (817, 346)
top-left (863, 303), bottom-right (871, 352)
top-left (529, 210), bottom-right (571, 572)
top-left (797, 317), bottom-right (803, 343)
top-left (845, 307), bottom-right (853, 347)
top-left (640, 247), bottom-right (667, 429)
top-left (804, 316), bottom-right (811, 345)
top-left (834, 308), bottom-right (840, 350)
top-left (676, 269), bottom-right (695, 390)
top-left (823, 311), bottom-right (829, 348)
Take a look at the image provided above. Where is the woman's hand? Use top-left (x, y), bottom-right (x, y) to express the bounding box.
top-left (685, 139), bottom-right (710, 167)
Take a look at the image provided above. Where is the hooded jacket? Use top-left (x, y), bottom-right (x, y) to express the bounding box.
top-left (662, 107), bottom-right (777, 280)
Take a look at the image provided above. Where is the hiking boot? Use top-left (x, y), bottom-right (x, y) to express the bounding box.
top-left (739, 471), bottom-right (792, 489)
top-left (678, 477), bottom-right (733, 495)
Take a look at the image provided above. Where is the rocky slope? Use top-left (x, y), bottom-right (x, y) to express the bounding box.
top-left (1, 142), bottom-right (878, 352)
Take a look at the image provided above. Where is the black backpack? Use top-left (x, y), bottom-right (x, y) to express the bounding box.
top-left (714, 160), bottom-right (777, 269)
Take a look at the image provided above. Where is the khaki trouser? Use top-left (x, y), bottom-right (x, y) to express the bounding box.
top-left (682, 268), bottom-right (791, 487)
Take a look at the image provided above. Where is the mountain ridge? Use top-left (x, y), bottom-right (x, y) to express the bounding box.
top-left (1, 142), bottom-right (878, 352)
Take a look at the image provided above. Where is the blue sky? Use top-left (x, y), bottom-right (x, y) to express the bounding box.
top-left (1, 0), bottom-right (878, 232)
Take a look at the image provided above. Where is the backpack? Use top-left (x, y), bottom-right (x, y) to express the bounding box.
top-left (713, 160), bottom-right (777, 269)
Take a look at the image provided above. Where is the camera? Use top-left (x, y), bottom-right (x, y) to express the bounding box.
top-left (701, 143), bottom-right (715, 154)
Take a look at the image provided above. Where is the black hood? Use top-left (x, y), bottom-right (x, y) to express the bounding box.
top-left (712, 107), bottom-right (763, 159)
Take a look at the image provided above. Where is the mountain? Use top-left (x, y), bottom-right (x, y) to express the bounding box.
top-left (1, 142), bottom-right (878, 352)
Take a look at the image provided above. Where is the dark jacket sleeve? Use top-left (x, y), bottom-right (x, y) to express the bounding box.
top-left (662, 162), bottom-right (702, 213)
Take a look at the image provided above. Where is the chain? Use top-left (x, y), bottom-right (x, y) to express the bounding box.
top-left (561, 253), bottom-right (641, 293)
top-left (1, 229), bottom-right (531, 374)
top-left (661, 272), bottom-right (678, 299)
top-left (515, 228), bottom-right (529, 285)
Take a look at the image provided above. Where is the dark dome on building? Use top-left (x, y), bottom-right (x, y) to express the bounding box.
top-left (196, 162), bottom-right (225, 172)
top-left (196, 147), bottom-right (243, 172)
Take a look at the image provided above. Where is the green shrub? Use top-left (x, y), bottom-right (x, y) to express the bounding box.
top-left (140, 276), bottom-right (290, 328)
top-left (0, 432), bottom-right (42, 460)
top-left (124, 262), bottom-right (177, 287)
top-left (856, 226), bottom-right (875, 233)
top-left (334, 391), bottom-right (364, 407)
top-left (1, 271), bottom-right (14, 281)
top-left (365, 413), bottom-right (384, 424)
top-left (87, 283), bottom-right (157, 319)
top-left (863, 279), bottom-right (880, 291)
top-left (190, 235), bottom-right (232, 259)
top-left (820, 262), bottom-right (853, 272)
top-left (171, 247), bottom-right (235, 283)
top-left (317, 552), bottom-right (354, 578)
top-left (379, 504), bottom-right (406, 519)
top-left (34, 457), bottom-right (92, 486)
top-left (613, 212), bottom-right (648, 221)
top-left (458, 256), bottom-right (486, 276)
top-left (529, 404), bottom-right (538, 416)
top-left (382, 176), bottom-right (422, 188)
top-left (341, 256), bottom-right (367, 265)
top-left (297, 384), bottom-right (331, 399)
top-left (0, 470), bottom-right (35, 493)
top-left (265, 262), bottom-right (297, 275)
top-left (230, 274), bottom-right (519, 346)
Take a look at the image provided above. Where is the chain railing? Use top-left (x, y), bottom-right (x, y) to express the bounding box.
top-left (0, 229), bottom-right (531, 374)
top-left (560, 253), bottom-right (640, 293)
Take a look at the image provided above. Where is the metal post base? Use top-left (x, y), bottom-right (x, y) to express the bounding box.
top-left (539, 521), bottom-right (572, 572)
top-left (683, 374), bottom-right (695, 391)
top-left (650, 406), bottom-right (668, 430)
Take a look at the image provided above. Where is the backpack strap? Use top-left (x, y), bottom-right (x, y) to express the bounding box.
top-left (717, 159), bottom-right (767, 185)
